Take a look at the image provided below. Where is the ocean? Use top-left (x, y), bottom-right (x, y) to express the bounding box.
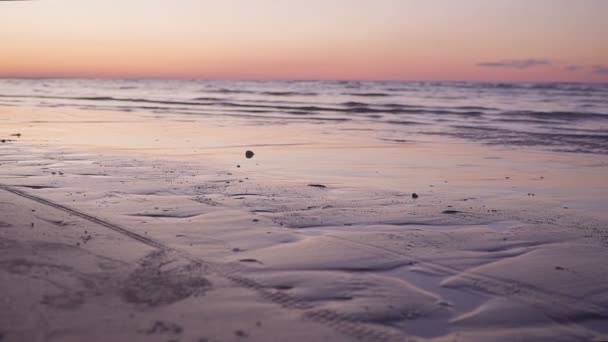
top-left (1, 79), bottom-right (608, 154)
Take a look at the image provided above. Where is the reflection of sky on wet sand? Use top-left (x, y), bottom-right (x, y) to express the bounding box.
top-left (2, 105), bottom-right (607, 221)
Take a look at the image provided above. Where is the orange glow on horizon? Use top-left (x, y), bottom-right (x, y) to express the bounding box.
top-left (1, 0), bottom-right (607, 82)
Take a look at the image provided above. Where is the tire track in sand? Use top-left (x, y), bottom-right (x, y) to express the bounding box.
top-left (0, 184), bottom-right (165, 250)
top-left (3, 183), bottom-right (605, 338)
top-left (0, 184), bottom-right (405, 342)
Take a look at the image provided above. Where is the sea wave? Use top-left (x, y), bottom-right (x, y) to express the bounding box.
top-left (1, 79), bottom-right (607, 154)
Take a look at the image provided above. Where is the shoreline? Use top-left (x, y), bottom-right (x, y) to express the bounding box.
top-left (1, 105), bottom-right (608, 341)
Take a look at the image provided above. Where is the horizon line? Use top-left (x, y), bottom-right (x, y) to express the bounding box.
top-left (1, 75), bottom-right (607, 85)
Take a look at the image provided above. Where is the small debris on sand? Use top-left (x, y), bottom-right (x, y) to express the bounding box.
top-left (442, 210), bottom-right (462, 214)
top-left (80, 234), bottom-right (92, 243)
top-left (308, 184), bottom-right (327, 188)
top-left (245, 150), bottom-right (255, 159)
top-left (139, 321), bottom-right (183, 335)
top-left (237, 165), bottom-right (241, 168)
top-left (234, 330), bottom-right (248, 337)
top-left (412, 193), bottom-right (419, 199)
top-left (555, 266), bottom-right (565, 270)
top-left (10, 133), bottom-right (21, 137)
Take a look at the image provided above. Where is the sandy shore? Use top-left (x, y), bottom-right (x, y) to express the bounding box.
top-left (1, 106), bottom-right (608, 341)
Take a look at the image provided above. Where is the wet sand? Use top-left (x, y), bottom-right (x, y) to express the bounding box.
top-left (1, 106), bottom-right (608, 341)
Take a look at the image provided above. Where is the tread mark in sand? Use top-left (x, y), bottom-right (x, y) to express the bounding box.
top-left (0, 184), bottom-right (403, 342)
top-left (7, 184), bottom-right (603, 338)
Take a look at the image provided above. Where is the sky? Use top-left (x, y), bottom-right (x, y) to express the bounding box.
top-left (1, 0), bottom-right (607, 82)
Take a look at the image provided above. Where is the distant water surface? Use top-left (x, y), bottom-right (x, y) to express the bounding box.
top-left (1, 79), bottom-right (607, 154)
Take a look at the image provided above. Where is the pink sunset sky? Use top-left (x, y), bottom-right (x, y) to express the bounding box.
top-left (1, 0), bottom-right (607, 82)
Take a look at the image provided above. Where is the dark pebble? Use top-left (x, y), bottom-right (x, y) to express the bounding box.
top-left (442, 210), bottom-right (461, 214)
top-left (308, 184), bottom-right (327, 188)
top-left (412, 193), bottom-right (419, 199)
top-left (245, 150), bottom-right (255, 159)
top-left (234, 330), bottom-right (248, 337)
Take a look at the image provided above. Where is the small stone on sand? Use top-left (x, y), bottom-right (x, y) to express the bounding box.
top-left (245, 150), bottom-right (255, 159)
top-left (412, 193), bottom-right (419, 199)
top-left (442, 210), bottom-right (461, 214)
top-left (234, 330), bottom-right (248, 337)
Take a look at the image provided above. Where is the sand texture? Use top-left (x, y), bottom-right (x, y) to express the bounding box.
top-left (1, 105), bottom-right (608, 341)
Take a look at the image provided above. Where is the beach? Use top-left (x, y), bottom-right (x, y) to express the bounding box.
top-left (1, 80), bottom-right (608, 341)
